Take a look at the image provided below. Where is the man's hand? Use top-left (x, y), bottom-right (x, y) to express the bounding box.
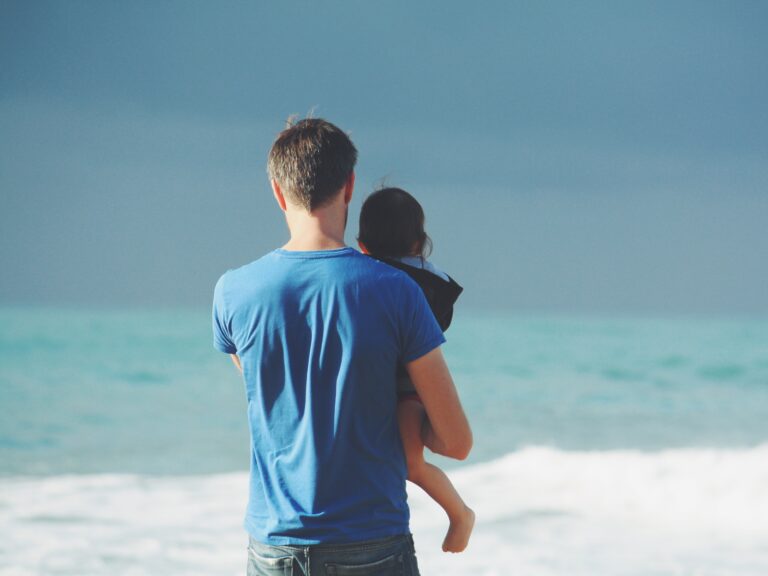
top-left (405, 347), bottom-right (472, 460)
top-left (230, 354), bottom-right (242, 372)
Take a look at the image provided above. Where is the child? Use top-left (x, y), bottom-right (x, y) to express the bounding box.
top-left (358, 187), bottom-right (475, 553)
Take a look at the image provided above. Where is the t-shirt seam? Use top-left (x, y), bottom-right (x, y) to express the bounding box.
top-left (402, 333), bottom-right (446, 364)
top-left (271, 247), bottom-right (358, 260)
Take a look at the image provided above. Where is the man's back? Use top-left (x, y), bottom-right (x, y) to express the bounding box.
top-left (213, 246), bottom-right (445, 545)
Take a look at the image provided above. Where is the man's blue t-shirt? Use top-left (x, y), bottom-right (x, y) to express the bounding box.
top-left (212, 247), bottom-right (445, 545)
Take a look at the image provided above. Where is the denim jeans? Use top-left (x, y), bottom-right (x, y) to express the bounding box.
top-left (246, 533), bottom-right (421, 576)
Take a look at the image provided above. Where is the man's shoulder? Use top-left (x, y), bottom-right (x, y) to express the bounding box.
top-left (213, 251), bottom-right (283, 306)
top-left (216, 249), bottom-right (418, 297)
top-left (216, 248), bottom-right (396, 284)
top-left (216, 250), bottom-right (279, 282)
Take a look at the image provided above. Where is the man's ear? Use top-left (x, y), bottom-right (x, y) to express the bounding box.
top-left (343, 172), bottom-right (355, 205)
top-left (271, 180), bottom-right (287, 212)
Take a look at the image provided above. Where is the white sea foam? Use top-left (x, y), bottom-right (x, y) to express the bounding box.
top-left (411, 445), bottom-right (768, 576)
top-left (2, 446), bottom-right (768, 576)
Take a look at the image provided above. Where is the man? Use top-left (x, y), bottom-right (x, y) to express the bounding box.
top-left (212, 118), bottom-right (472, 575)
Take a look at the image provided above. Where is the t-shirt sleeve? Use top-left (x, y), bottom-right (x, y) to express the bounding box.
top-left (399, 276), bottom-right (447, 364)
top-left (212, 274), bottom-right (237, 354)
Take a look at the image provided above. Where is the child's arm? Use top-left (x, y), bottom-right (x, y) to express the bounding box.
top-left (405, 346), bottom-right (472, 460)
top-left (230, 354), bottom-right (243, 372)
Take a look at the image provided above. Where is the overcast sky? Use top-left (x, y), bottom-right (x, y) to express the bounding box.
top-left (2, 1), bottom-right (766, 314)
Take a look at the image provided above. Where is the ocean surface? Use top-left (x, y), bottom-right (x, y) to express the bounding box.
top-left (1, 307), bottom-right (767, 575)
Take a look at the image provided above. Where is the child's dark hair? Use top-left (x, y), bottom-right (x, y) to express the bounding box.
top-left (358, 187), bottom-right (432, 259)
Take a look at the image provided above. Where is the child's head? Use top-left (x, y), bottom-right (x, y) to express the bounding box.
top-left (358, 187), bottom-right (432, 259)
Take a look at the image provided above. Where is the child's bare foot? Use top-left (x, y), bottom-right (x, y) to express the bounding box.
top-left (442, 505), bottom-right (475, 553)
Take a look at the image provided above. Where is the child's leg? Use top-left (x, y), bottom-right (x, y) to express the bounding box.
top-left (397, 398), bottom-right (475, 553)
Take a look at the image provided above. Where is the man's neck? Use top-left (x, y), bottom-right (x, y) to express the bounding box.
top-left (282, 199), bottom-right (348, 252)
top-left (282, 235), bottom-right (347, 251)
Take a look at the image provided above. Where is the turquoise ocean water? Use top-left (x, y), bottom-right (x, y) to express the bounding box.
top-left (2, 307), bottom-right (767, 575)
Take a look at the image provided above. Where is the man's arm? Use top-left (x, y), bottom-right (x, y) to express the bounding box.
top-left (405, 346), bottom-right (473, 460)
top-left (230, 354), bottom-right (242, 372)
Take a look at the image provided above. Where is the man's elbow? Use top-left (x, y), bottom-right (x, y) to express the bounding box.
top-left (447, 432), bottom-right (473, 461)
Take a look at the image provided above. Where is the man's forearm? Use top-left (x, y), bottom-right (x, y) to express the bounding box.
top-left (407, 347), bottom-right (473, 460)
